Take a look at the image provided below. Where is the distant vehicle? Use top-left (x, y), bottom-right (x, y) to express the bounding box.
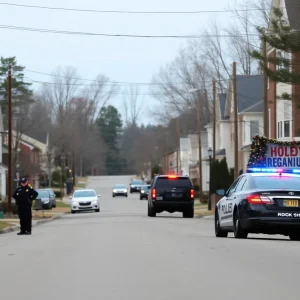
top-left (112, 184), bottom-right (128, 197)
top-left (36, 189), bottom-right (54, 209)
top-left (70, 189), bottom-right (101, 214)
top-left (148, 175), bottom-right (194, 218)
top-left (140, 184), bottom-right (151, 200)
top-left (130, 179), bottom-right (144, 193)
top-left (41, 188), bottom-right (57, 207)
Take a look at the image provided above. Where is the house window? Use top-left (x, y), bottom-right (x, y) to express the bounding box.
top-left (284, 121), bottom-right (290, 137)
top-left (277, 121), bottom-right (283, 138)
top-left (277, 51), bottom-right (291, 72)
top-left (250, 120), bottom-right (259, 140)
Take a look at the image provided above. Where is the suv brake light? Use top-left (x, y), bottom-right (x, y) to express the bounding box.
top-left (168, 175), bottom-right (178, 179)
top-left (247, 194), bottom-right (273, 205)
top-left (152, 188), bottom-right (156, 200)
top-left (190, 189), bottom-right (195, 199)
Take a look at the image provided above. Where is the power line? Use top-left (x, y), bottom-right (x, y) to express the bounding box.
top-left (0, 24), bottom-right (261, 38)
top-left (0, 2), bottom-right (265, 14)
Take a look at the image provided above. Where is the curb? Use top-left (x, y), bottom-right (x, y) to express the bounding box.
top-left (195, 214), bottom-right (214, 219)
top-left (0, 214), bottom-right (66, 235)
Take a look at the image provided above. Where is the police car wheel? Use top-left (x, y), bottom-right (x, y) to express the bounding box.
top-left (289, 233), bottom-right (300, 241)
top-left (215, 211), bottom-right (228, 237)
top-left (233, 210), bottom-right (248, 239)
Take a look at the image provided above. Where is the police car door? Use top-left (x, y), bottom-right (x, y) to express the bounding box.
top-left (220, 177), bottom-right (241, 228)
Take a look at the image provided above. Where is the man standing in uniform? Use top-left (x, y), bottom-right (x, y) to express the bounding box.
top-left (13, 177), bottom-right (38, 235)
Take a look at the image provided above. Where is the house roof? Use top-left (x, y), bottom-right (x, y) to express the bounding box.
top-left (236, 75), bottom-right (263, 113)
top-left (218, 93), bottom-right (227, 119)
top-left (285, 0), bottom-right (300, 29)
top-left (25, 130), bottom-right (48, 145)
top-left (240, 100), bottom-right (264, 113)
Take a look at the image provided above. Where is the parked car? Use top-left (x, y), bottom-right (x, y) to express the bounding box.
top-left (70, 189), bottom-right (101, 214)
top-left (41, 188), bottom-right (57, 207)
top-left (140, 184), bottom-right (151, 200)
top-left (36, 189), bottom-right (54, 209)
top-left (112, 184), bottom-right (128, 197)
top-left (130, 179), bottom-right (144, 193)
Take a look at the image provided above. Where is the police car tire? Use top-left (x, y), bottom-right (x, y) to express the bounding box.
top-left (289, 233), bottom-right (300, 241)
top-left (215, 211), bottom-right (228, 237)
top-left (233, 210), bottom-right (248, 239)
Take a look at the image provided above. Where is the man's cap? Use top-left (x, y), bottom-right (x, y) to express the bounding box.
top-left (21, 177), bottom-right (28, 183)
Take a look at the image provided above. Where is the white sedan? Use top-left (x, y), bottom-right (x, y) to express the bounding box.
top-left (70, 189), bottom-right (101, 214)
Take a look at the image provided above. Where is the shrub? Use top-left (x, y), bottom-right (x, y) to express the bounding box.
top-left (0, 201), bottom-right (18, 215)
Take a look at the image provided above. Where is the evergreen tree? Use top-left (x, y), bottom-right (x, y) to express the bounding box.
top-left (0, 57), bottom-right (33, 118)
top-left (251, 8), bottom-right (300, 104)
top-left (95, 105), bottom-right (124, 175)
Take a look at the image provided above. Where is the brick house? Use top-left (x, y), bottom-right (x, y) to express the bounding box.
top-left (268, 0), bottom-right (300, 139)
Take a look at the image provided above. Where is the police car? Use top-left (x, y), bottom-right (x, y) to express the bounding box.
top-left (215, 168), bottom-right (300, 240)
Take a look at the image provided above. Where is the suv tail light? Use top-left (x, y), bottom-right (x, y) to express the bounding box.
top-left (190, 189), bottom-right (195, 199)
top-left (247, 194), bottom-right (273, 205)
top-left (152, 188), bottom-right (156, 200)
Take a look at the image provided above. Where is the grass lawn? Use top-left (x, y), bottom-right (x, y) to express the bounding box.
top-left (0, 221), bottom-right (15, 230)
top-left (76, 183), bottom-right (86, 188)
top-left (55, 201), bottom-right (69, 208)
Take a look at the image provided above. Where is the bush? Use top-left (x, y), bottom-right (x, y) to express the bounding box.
top-left (193, 184), bottom-right (200, 192)
top-left (0, 201), bottom-right (18, 215)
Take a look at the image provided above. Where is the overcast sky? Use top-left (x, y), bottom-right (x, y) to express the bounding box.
top-left (1, 0), bottom-right (234, 125)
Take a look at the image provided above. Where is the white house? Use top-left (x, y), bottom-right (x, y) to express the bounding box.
top-left (205, 75), bottom-right (264, 175)
top-left (0, 106), bottom-right (7, 199)
top-left (267, 0), bottom-right (300, 140)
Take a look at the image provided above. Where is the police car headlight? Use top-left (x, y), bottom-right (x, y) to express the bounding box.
top-left (113, 189), bottom-right (116, 193)
top-left (92, 200), bottom-right (97, 204)
top-left (72, 201), bottom-right (78, 205)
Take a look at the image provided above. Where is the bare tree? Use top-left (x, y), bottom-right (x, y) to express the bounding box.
top-left (123, 86), bottom-right (143, 126)
top-left (151, 48), bottom-right (212, 127)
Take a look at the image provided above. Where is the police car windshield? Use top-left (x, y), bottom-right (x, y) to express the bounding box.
top-left (142, 185), bottom-right (150, 189)
top-left (74, 191), bottom-right (96, 198)
top-left (155, 177), bottom-right (191, 189)
top-left (253, 176), bottom-right (300, 190)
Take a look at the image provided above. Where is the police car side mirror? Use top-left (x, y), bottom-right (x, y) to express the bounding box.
top-left (216, 189), bottom-right (226, 196)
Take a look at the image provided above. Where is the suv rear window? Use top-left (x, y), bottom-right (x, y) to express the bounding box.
top-left (253, 176), bottom-right (300, 190)
top-left (155, 177), bottom-right (192, 189)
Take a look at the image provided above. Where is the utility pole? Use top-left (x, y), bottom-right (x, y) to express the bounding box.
top-left (196, 94), bottom-right (203, 200)
top-left (233, 62), bottom-right (239, 179)
top-left (7, 65), bottom-right (12, 216)
top-left (176, 118), bottom-right (180, 174)
top-left (263, 39), bottom-right (269, 137)
top-left (213, 80), bottom-right (217, 162)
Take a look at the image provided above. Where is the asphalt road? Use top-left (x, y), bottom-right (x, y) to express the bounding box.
top-left (1, 175), bottom-right (300, 300)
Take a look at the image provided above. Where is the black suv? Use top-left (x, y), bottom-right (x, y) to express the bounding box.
top-left (148, 175), bottom-right (194, 218)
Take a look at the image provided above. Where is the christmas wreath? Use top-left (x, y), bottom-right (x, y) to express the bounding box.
top-left (247, 135), bottom-right (300, 168)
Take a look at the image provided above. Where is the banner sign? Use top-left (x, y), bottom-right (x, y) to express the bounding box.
top-left (266, 144), bottom-right (300, 168)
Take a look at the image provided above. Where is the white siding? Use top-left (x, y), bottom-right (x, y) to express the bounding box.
top-left (242, 114), bottom-right (264, 146)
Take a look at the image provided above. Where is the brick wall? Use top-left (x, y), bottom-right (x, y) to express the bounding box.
top-left (292, 52), bottom-right (300, 137)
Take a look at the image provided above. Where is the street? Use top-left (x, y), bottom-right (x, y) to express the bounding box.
top-left (0, 175), bottom-right (300, 300)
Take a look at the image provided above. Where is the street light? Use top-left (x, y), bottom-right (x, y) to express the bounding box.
top-left (208, 147), bottom-right (213, 211)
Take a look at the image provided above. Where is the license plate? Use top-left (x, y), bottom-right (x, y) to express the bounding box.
top-left (156, 196), bottom-right (163, 200)
top-left (283, 200), bottom-right (299, 207)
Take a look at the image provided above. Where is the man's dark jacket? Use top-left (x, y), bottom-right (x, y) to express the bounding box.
top-left (13, 184), bottom-right (38, 214)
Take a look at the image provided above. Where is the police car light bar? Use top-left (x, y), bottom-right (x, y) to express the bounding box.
top-left (247, 168), bottom-right (300, 174)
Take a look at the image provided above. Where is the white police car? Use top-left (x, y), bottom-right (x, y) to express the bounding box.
top-left (215, 168), bottom-right (300, 240)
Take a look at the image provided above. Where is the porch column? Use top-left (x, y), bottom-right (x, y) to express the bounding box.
top-left (1, 170), bottom-right (6, 199)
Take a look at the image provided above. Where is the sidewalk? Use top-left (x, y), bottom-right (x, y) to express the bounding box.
top-left (194, 200), bottom-right (214, 218)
